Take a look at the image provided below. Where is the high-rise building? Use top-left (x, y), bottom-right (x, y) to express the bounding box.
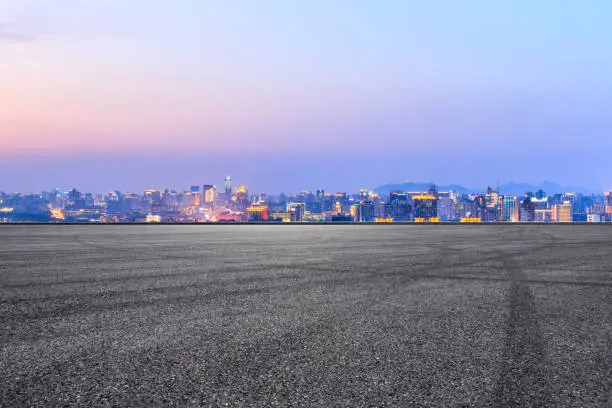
top-left (190, 186), bottom-right (201, 206)
top-left (519, 198), bottom-right (536, 222)
top-left (388, 191), bottom-right (412, 221)
top-left (202, 185), bottom-right (216, 205)
top-left (437, 192), bottom-right (454, 221)
top-left (290, 203), bottom-right (305, 222)
top-left (413, 194), bottom-right (437, 221)
top-left (553, 201), bottom-right (573, 222)
top-left (500, 196), bottom-right (519, 222)
top-left (485, 186), bottom-right (499, 208)
top-left (352, 201), bottom-right (375, 222)
top-left (224, 176), bottom-right (233, 203)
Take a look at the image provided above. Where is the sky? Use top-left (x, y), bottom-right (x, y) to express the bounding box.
top-left (1, 0), bottom-right (611, 193)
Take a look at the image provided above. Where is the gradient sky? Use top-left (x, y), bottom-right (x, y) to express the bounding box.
top-left (1, 1), bottom-right (611, 193)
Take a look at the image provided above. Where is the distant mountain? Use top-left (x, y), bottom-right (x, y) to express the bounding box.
top-left (374, 181), bottom-right (593, 196)
top-left (374, 182), bottom-right (473, 195)
top-left (499, 181), bottom-right (592, 196)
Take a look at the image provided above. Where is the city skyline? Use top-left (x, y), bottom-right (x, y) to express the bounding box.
top-left (2, 177), bottom-right (611, 224)
top-left (2, 1), bottom-right (612, 191)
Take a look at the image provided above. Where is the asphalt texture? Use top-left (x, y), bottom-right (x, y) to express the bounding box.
top-left (1, 225), bottom-right (611, 407)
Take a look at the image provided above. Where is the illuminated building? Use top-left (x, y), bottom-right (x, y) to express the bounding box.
top-left (233, 185), bottom-right (249, 211)
top-left (304, 212), bottom-right (325, 222)
top-left (553, 201), bottom-right (573, 222)
top-left (146, 214), bottom-right (162, 223)
top-left (519, 198), bottom-right (536, 222)
top-left (605, 192), bottom-right (612, 215)
top-left (351, 201), bottom-right (375, 222)
top-left (437, 192), bottom-right (454, 221)
top-left (485, 186), bottom-right (499, 208)
top-left (361, 201), bottom-right (375, 222)
top-left (500, 196), bottom-right (519, 222)
top-left (375, 217), bottom-right (394, 223)
top-left (247, 205), bottom-right (269, 221)
top-left (269, 212), bottom-right (292, 222)
top-left (224, 176), bottom-right (233, 203)
top-left (388, 191), bottom-right (411, 221)
top-left (359, 189), bottom-right (368, 201)
top-left (49, 208), bottom-right (65, 220)
top-left (334, 202), bottom-right (342, 214)
top-left (190, 186), bottom-right (201, 206)
top-left (587, 214), bottom-right (601, 223)
top-left (203, 185), bottom-right (216, 205)
top-left (413, 195), bottom-right (437, 221)
top-left (461, 217), bottom-right (481, 223)
top-left (290, 203), bottom-right (305, 222)
top-left (535, 209), bottom-right (553, 222)
top-left (350, 204), bottom-right (360, 222)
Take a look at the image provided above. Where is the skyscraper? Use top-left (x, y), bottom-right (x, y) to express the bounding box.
top-left (190, 186), bottom-right (201, 206)
top-left (437, 192), bottom-right (454, 221)
top-left (500, 196), bottom-right (519, 222)
top-left (413, 194), bottom-right (437, 221)
top-left (553, 201), bottom-right (573, 222)
top-left (290, 203), bottom-right (305, 222)
top-left (519, 198), bottom-right (536, 222)
top-left (202, 185), bottom-right (216, 205)
top-left (387, 191), bottom-right (411, 221)
top-left (224, 176), bottom-right (233, 203)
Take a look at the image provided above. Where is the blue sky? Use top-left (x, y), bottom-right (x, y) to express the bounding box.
top-left (1, 1), bottom-right (611, 192)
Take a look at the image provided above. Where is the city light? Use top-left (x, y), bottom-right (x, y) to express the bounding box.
top-left (0, 183), bottom-right (609, 223)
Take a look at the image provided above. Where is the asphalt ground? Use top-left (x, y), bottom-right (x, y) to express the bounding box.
top-left (1, 225), bottom-right (611, 407)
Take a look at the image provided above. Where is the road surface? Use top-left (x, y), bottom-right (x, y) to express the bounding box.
top-left (1, 225), bottom-right (611, 406)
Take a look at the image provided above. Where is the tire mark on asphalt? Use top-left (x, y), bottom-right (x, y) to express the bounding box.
top-left (491, 228), bottom-right (552, 407)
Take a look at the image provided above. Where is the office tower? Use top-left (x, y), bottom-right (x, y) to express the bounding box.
top-left (203, 185), bottom-right (216, 205)
top-left (519, 198), bottom-right (536, 222)
top-left (224, 176), bottom-right (233, 203)
top-left (500, 196), bottom-right (519, 222)
top-left (190, 186), bottom-right (201, 206)
top-left (553, 201), bottom-right (573, 222)
top-left (290, 203), bottom-right (305, 222)
top-left (351, 201), bottom-right (375, 223)
top-left (437, 192), bottom-right (454, 221)
top-left (485, 186), bottom-right (499, 207)
top-left (351, 203), bottom-right (361, 223)
top-left (413, 194), bottom-right (437, 221)
top-left (361, 201), bottom-right (375, 222)
top-left (388, 191), bottom-right (411, 221)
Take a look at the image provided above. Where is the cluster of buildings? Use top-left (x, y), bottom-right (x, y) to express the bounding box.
top-left (1, 178), bottom-right (611, 223)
